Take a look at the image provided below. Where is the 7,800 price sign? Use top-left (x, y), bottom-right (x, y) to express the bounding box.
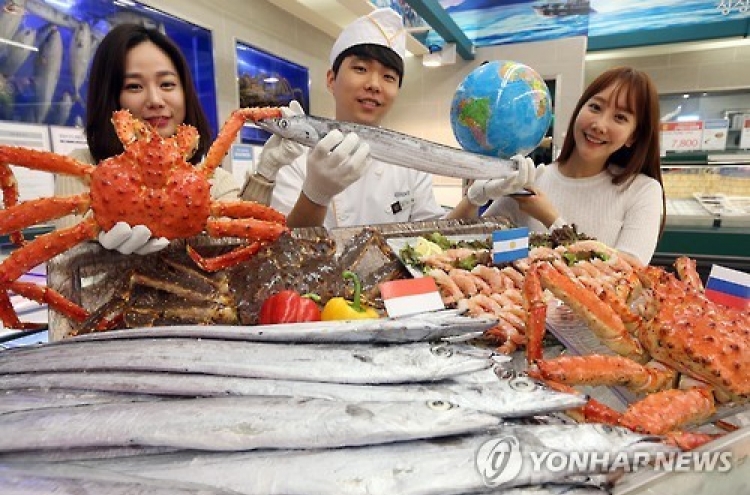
top-left (661, 121), bottom-right (703, 152)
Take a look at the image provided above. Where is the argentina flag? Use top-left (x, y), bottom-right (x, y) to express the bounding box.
top-left (492, 227), bottom-right (530, 264)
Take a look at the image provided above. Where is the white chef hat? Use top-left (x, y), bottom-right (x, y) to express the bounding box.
top-left (329, 8), bottom-right (406, 67)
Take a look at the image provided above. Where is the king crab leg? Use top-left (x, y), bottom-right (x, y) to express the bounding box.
top-left (199, 107), bottom-right (282, 179)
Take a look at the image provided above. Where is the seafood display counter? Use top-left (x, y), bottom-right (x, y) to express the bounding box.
top-left (656, 153), bottom-right (750, 278)
top-left (661, 152), bottom-right (750, 229)
top-left (0, 217), bottom-right (746, 494)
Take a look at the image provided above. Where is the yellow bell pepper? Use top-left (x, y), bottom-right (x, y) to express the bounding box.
top-left (321, 271), bottom-right (379, 321)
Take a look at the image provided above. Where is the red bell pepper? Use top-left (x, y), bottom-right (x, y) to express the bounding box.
top-left (258, 290), bottom-right (321, 324)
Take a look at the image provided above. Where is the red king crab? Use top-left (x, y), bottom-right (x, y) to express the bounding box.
top-left (523, 252), bottom-right (749, 446)
top-left (0, 107), bottom-right (287, 329)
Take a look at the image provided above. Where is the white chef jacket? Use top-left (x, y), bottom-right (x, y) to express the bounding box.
top-left (271, 152), bottom-right (446, 229)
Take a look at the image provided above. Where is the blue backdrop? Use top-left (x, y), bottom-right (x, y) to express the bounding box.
top-left (0, 0), bottom-right (218, 136)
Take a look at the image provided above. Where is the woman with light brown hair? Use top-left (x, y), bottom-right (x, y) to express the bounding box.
top-left (461, 66), bottom-right (665, 265)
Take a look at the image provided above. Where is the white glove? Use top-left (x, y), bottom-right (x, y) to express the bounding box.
top-left (467, 154), bottom-right (536, 206)
top-left (302, 129), bottom-right (370, 206)
top-left (256, 100), bottom-right (306, 181)
top-left (98, 222), bottom-right (169, 255)
top-left (535, 163), bottom-right (547, 180)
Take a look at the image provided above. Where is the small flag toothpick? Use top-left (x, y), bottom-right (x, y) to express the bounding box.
top-left (492, 227), bottom-right (530, 264)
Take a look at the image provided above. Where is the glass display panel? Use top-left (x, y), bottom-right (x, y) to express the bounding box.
top-left (235, 40), bottom-right (309, 145)
top-left (0, 0), bottom-right (218, 135)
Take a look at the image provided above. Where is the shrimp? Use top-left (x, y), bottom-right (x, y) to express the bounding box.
top-left (471, 264), bottom-right (506, 292)
top-left (427, 269), bottom-right (464, 305)
top-left (448, 268), bottom-right (489, 296)
top-left (500, 266), bottom-right (525, 288)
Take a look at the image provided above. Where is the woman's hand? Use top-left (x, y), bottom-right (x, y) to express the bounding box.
top-left (513, 188), bottom-right (560, 229)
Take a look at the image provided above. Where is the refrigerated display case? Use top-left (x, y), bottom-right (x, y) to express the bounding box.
top-left (655, 151), bottom-right (750, 278)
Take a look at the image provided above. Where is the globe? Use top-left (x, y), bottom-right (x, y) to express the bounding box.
top-left (450, 60), bottom-right (552, 159)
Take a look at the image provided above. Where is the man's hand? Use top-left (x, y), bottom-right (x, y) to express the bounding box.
top-left (255, 100), bottom-right (306, 181)
top-left (467, 155), bottom-right (536, 205)
top-left (301, 130), bottom-right (370, 206)
top-left (98, 222), bottom-right (169, 255)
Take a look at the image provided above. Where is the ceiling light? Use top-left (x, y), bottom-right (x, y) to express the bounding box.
top-left (422, 51), bottom-right (442, 67)
top-left (422, 43), bottom-right (456, 68)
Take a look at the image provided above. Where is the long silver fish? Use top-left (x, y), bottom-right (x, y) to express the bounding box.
top-left (0, 446), bottom-right (180, 463)
top-left (0, 368), bottom-right (586, 418)
top-left (255, 114), bottom-right (519, 180)
top-left (68, 425), bottom-right (673, 495)
top-left (24, 0), bottom-right (80, 29)
top-left (470, 485), bottom-right (609, 495)
top-left (0, 463), bottom-right (240, 495)
top-left (33, 24), bottom-right (62, 123)
top-left (0, 339), bottom-right (493, 384)
top-left (3, 27), bottom-right (36, 76)
top-left (0, 3), bottom-right (23, 60)
top-left (69, 309), bottom-right (497, 344)
top-left (0, 388), bottom-right (159, 414)
top-left (54, 90), bottom-right (73, 126)
top-left (69, 22), bottom-right (92, 102)
top-left (0, 396), bottom-right (502, 452)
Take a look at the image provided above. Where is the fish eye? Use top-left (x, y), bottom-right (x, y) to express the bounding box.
top-left (509, 376), bottom-right (537, 392)
top-left (279, 119), bottom-right (288, 129)
top-left (495, 368), bottom-right (515, 380)
top-left (427, 399), bottom-right (454, 411)
top-left (431, 343), bottom-right (453, 357)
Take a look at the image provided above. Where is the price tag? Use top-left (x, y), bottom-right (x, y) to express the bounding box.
top-left (660, 121), bottom-right (703, 152)
top-left (701, 119), bottom-right (729, 151)
top-left (740, 115), bottom-right (750, 149)
top-left (229, 143), bottom-right (254, 186)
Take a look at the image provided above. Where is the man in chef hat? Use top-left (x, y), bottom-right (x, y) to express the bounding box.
top-left (242, 8), bottom-right (446, 228)
top-left (242, 8), bottom-right (533, 227)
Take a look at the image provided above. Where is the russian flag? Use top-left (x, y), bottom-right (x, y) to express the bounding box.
top-left (492, 227), bottom-right (530, 264)
top-left (705, 265), bottom-right (750, 310)
top-left (379, 277), bottom-right (444, 317)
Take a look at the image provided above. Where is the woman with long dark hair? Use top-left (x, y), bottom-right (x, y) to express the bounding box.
top-left (55, 23), bottom-right (239, 253)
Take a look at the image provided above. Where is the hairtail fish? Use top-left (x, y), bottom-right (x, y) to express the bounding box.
top-left (255, 114), bottom-right (520, 180)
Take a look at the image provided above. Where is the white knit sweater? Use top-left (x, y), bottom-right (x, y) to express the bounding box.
top-left (483, 163), bottom-right (663, 265)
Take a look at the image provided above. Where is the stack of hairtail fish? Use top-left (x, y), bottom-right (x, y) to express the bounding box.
top-left (1, 220), bottom-right (680, 494)
top-left (0, 306), bottom-right (676, 494)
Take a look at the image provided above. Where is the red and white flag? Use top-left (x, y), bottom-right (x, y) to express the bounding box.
top-left (379, 277), bottom-right (444, 318)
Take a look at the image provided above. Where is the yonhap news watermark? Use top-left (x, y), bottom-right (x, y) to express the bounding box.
top-left (475, 435), bottom-right (733, 487)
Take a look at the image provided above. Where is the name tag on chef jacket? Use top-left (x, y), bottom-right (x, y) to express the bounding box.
top-left (388, 190), bottom-right (414, 216)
